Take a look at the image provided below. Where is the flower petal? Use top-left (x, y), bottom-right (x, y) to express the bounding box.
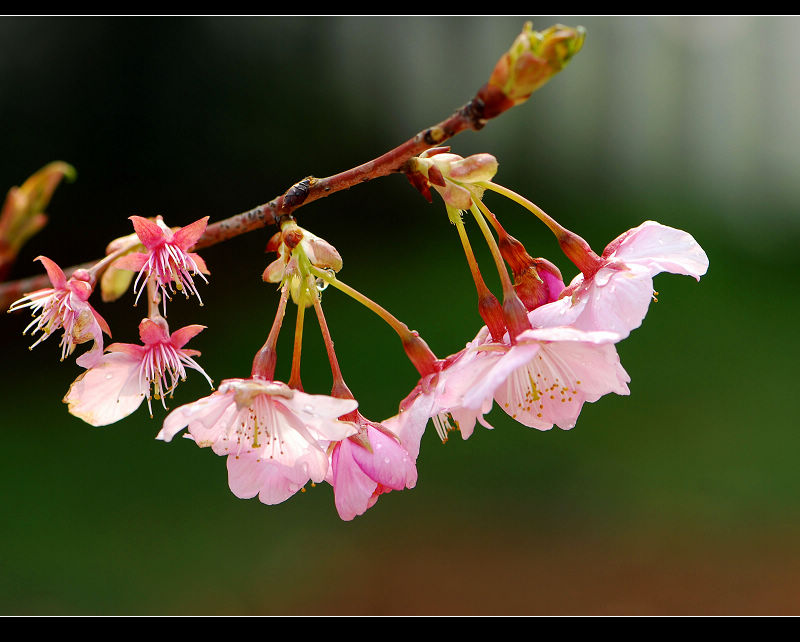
top-left (63, 353), bottom-right (145, 426)
top-left (129, 216), bottom-right (165, 250)
top-left (606, 221), bottom-right (709, 280)
top-left (35, 255), bottom-right (67, 289)
top-left (172, 216), bottom-right (209, 251)
top-left (169, 324), bottom-right (206, 349)
top-left (331, 441), bottom-right (381, 521)
top-left (112, 252), bottom-right (148, 272)
top-left (494, 331), bottom-right (630, 430)
top-left (349, 426), bottom-right (417, 492)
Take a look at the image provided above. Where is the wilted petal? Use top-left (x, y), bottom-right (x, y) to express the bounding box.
top-left (433, 182), bottom-right (473, 210)
top-left (447, 154), bottom-right (499, 183)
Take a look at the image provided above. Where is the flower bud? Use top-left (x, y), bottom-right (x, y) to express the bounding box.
top-left (477, 22), bottom-right (585, 119)
top-left (0, 161), bottom-right (76, 279)
top-left (498, 232), bottom-right (565, 310)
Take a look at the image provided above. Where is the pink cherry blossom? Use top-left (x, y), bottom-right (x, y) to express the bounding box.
top-left (8, 256), bottom-right (110, 367)
top-left (115, 215), bottom-right (209, 309)
top-left (63, 318), bottom-right (211, 426)
top-left (532, 221), bottom-right (709, 338)
top-left (157, 378), bottom-right (358, 505)
top-left (391, 320), bottom-right (630, 453)
top-left (327, 418), bottom-right (417, 521)
top-left (453, 325), bottom-right (630, 431)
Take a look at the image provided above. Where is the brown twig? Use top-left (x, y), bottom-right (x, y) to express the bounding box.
top-left (0, 101), bottom-right (486, 311)
top-left (192, 101), bottom-right (485, 251)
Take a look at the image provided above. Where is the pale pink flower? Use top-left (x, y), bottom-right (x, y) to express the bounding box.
top-left (9, 256), bottom-right (110, 367)
top-left (532, 221), bottom-right (709, 338)
top-left (452, 326), bottom-right (630, 431)
top-left (327, 418), bottom-right (417, 521)
top-left (392, 320), bottom-right (630, 452)
top-left (115, 215), bottom-right (209, 308)
top-left (157, 378), bottom-right (358, 505)
top-left (63, 318), bottom-right (211, 426)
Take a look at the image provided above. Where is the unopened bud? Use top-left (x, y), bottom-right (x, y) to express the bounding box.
top-left (17, 161), bottom-right (77, 217)
top-left (477, 22), bottom-right (585, 119)
top-left (0, 161), bottom-right (76, 279)
top-left (498, 232), bottom-right (565, 310)
top-left (514, 259), bottom-right (565, 311)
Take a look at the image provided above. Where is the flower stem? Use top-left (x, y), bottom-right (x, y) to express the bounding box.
top-left (480, 181), bottom-right (602, 275)
top-left (469, 199), bottom-right (531, 339)
top-left (146, 277), bottom-right (164, 321)
top-left (308, 265), bottom-right (438, 377)
top-left (87, 241), bottom-right (139, 279)
top-left (251, 283), bottom-right (290, 380)
top-left (310, 286), bottom-right (354, 402)
top-left (449, 207), bottom-right (506, 342)
top-left (468, 201), bottom-right (514, 297)
top-left (287, 289), bottom-right (307, 391)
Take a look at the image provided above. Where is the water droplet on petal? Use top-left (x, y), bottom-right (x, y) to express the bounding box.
top-left (105, 374), bottom-right (113, 380)
top-left (384, 457), bottom-right (390, 464)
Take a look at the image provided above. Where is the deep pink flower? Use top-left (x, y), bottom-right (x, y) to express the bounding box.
top-left (327, 418), bottom-right (417, 521)
top-left (63, 318), bottom-right (211, 426)
top-left (115, 215), bottom-right (209, 308)
top-left (532, 221), bottom-right (709, 338)
top-left (157, 378), bottom-right (358, 505)
top-left (9, 256), bottom-right (110, 367)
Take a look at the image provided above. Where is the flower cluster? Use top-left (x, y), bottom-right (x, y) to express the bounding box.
top-left (4, 25), bottom-right (709, 521)
top-left (9, 213), bottom-right (214, 427)
top-left (392, 150), bottom-right (708, 460)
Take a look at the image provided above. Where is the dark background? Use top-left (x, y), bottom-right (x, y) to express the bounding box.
top-left (1, 16), bottom-right (798, 615)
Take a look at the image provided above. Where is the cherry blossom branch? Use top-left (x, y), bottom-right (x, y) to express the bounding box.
top-left (0, 22), bottom-right (586, 312)
top-left (0, 111), bottom-right (483, 312)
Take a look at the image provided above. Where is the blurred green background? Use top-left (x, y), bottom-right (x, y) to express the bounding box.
top-left (1, 16), bottom-right (798, 615)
